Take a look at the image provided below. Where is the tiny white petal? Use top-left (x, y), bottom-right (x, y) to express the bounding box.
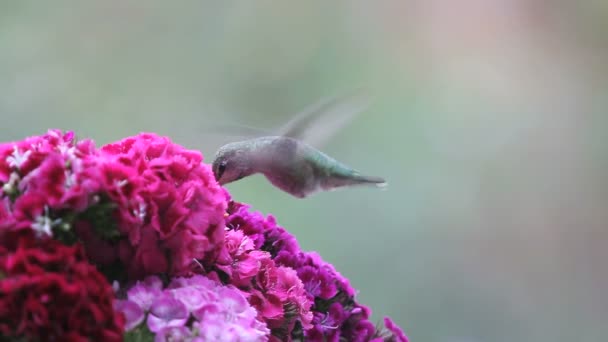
top-left (6, 146), bottom-right (31, 169)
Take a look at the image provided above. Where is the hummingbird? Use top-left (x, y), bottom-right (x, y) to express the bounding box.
top-left (211, 90), bottom-right (387, 198)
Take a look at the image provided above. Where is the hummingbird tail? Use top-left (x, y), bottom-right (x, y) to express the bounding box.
top-left (354, 175), bottom-right (388, 188)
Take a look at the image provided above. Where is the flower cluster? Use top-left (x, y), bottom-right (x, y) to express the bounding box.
top-left (114, 275), bottom-right (269, 341)
top-left (0, 130), bottom-right (226, 280)
top-left (214, 229), bottom-right (313, 338)
top-left (0, 130), bottom-right (408, 341)
top-left (98, 134), bottom-right (226, 278)
top-left (0, 229), bottom-right (124, 341)
top-left (224, 202), bottom-right (408, 342)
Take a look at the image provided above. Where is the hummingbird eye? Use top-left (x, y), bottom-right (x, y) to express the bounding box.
top-left (217, 161), bottom-right (227, 179)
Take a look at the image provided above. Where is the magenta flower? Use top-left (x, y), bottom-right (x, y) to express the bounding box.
top-left (384, 317), bottom-right (409, 342)
top-left (306, 302), bottom-right (346, 341)
top-left (0, 130), bottom-right (228, 279)
top-left (226, 200), bottom-right (407, 341)
top-left (298, 265), bottom-right (339, 300)
top-left (99, 133), bottom-right (227, 278)
top-left (0, 130), bottom-right (94, 234)
top-left (215, 230), bottom-right (261, 286)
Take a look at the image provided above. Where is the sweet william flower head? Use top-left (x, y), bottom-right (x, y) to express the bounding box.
top-left (0, 229), bottom-right (124, 341)
top-left (1, 131), bottom-right (228, 279)
top-left (99, 133), bottom-right (228, 277)
top-left (0, 130), bottom-right (409, 342)
top-left (226, 200), bottom-right (409, 341)
top-left (0, 130), bottom-right (99, 235)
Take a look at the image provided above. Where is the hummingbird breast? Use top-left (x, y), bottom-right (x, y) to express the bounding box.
top-left (254, 136), bottom-right (324, 198)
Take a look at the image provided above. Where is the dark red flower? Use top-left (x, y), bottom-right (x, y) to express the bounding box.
top-left (0, 229), bottom-right (125, 341)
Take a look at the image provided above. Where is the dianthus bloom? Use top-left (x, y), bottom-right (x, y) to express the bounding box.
top-left (0, 130), bottom-right (408, 342)
top-left (0, 229), bottom-right (124, 341)
top-left (115, 275), bottom-right (270, 341)
top-left (99, 133), bottom-right (227, 277)
top-left (225, 201), bottom-right (408, 342)
top-left (215, 229), bottom-right (313, 339)
top-left (0, 130), bottom-right (226, 279)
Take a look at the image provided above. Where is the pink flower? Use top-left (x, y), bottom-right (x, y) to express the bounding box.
top-left (126, 276), bottom-right (164, 311)
top-left (251, 253), bottom-right (313, 334)
top-left (99, 133), bottom-right (227, 277)
top-left (0, 130), bottom-right (94, 234)
top-left (0, 131), bottom-right (228, 279)
top-left (114, 300), bottom-right (144, 331)
top-left (146, 294), bottom-right (189, 333)
top-left (226, 201), bottom-right (408, 341)
top-left (216, 230), bottom-right (263, 286)
top-left (154, 326), bottom-right (192, 342)
top-left (115, 275), bottom-right (270, 341)
top-left (20, 154), bottom-right (66, 207)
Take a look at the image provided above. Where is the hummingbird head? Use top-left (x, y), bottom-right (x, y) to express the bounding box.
top-left (212, 143), bottom-right (255, 185)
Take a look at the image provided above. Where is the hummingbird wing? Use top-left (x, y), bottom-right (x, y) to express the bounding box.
top-left (201, 89), bottom-right (371, 152)
top-left (276, 88), bottom-right (372, 147)
top-left (206, 122), bottom-right (274, 138)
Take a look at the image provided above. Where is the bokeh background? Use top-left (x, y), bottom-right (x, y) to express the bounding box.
top-left (1, 1), bottom-right (607, 341)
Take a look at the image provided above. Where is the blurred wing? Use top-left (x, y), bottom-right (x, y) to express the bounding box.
top-left (277, 88), bottom-right (372, 147)
top-left (197, 122), bottom-right (275, 157)
top-left (205, 122), bottom-right (274, 138)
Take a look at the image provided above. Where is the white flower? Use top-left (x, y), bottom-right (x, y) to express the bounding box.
top-left (1, 172), bottom-right (20, 195)
top-left (31, 207), bottom-right (62, 237)
top-left (133, 201), bottom-right (147, 222)
top-left (6, 145), bottom-right (31, 169)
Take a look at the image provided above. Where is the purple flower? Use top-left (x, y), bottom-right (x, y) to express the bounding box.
top-left (226, 202), bottom-right (299, 254)
top-left (298, 265), bottom-right (338, 300)
top-left (383, 317), bottom-right (409, 342)
top-left (225, 201), bottom-right (409, 341)
top-left (213, 286), bottom-right (251, 316)
top-left (169, 285), bottom-right (210, 313)
top-left (117, 275), bottom-right (270, 341)
top-left (167, 273), bottom-right (217, 290)
top-left (147, 293), bottom-right (189, 333)
top-left (154, 326), bottom-right (192, 342)
top-left (114, 299), bottom-right (144, 331)
top-left (348, 318), bottom-right (377, 342)
top-left (306, 302), bottom-right (347, 341)
top-left (126, 276), bottom-right (163, 311)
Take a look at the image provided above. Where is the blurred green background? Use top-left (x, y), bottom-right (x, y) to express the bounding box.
top-left (1, 1), bottom-right (607, 341)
